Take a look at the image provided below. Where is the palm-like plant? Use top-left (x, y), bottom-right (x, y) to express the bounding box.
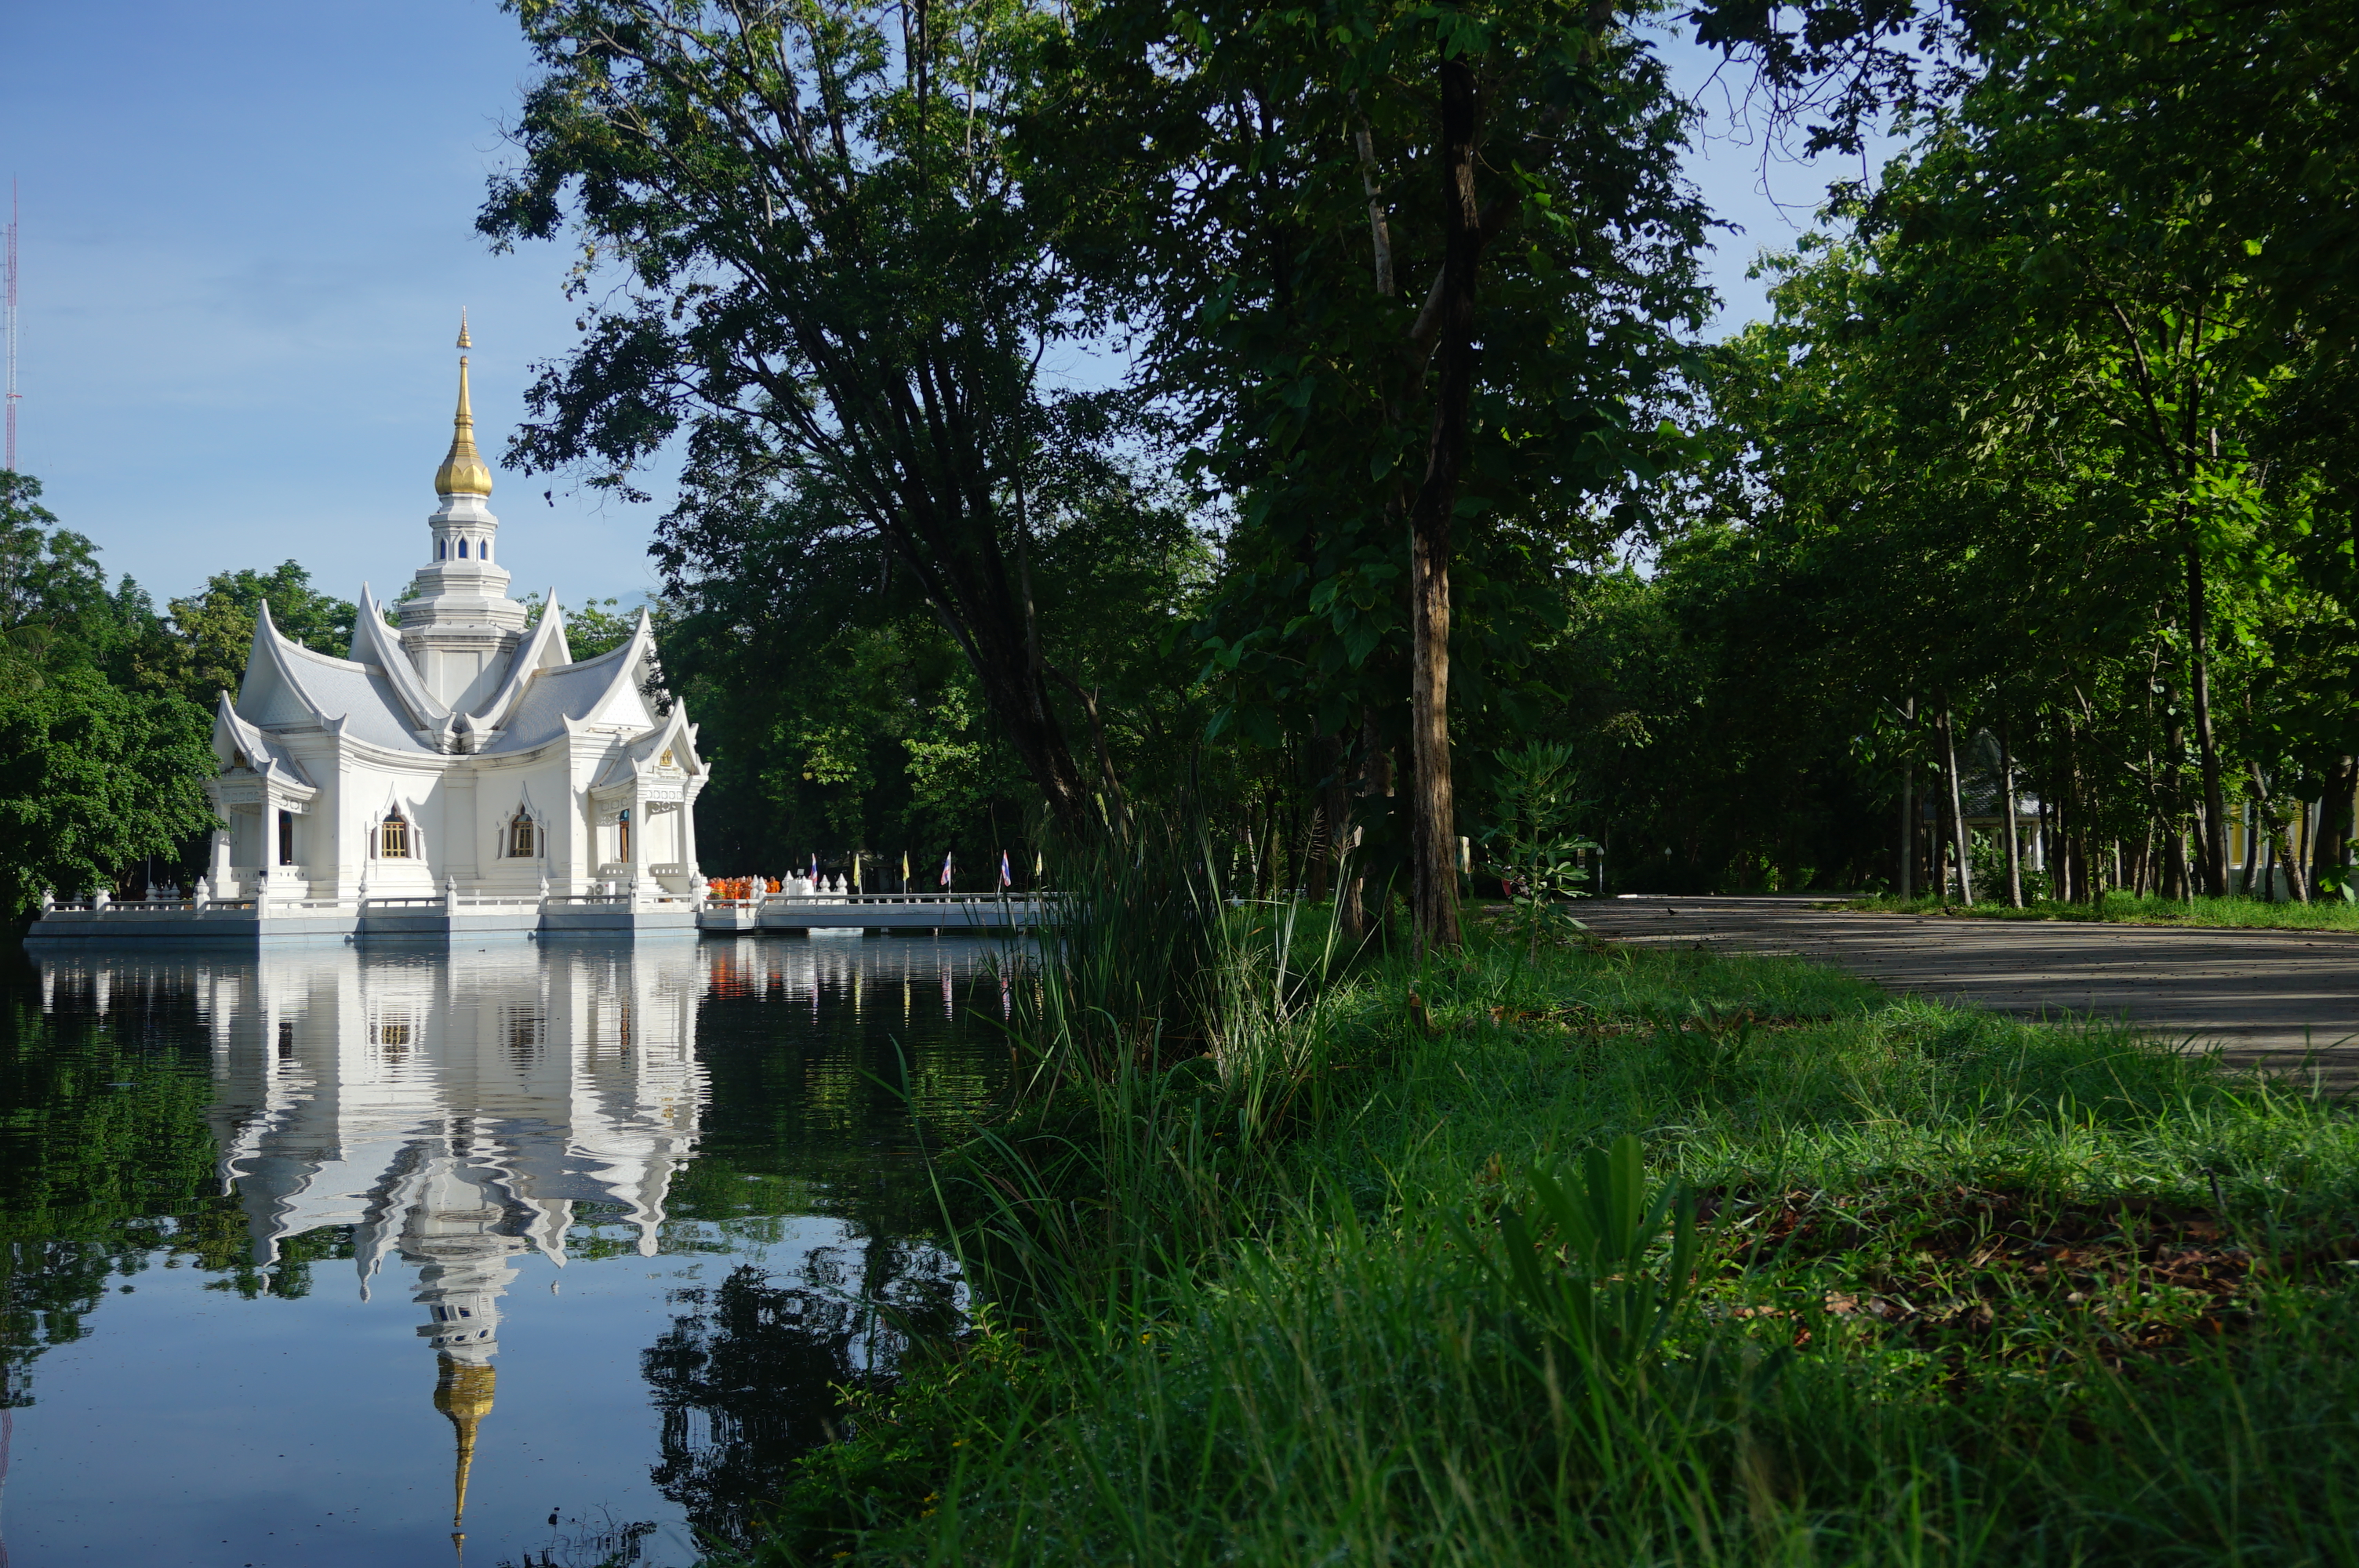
top-left (1479, 741), bottom-right (1599, 958)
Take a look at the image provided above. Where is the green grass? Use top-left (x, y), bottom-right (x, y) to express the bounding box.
top-left (1849, 889), bottom-right (2359, 931)
top-left (733, 920), bottom-right (2359, 1567)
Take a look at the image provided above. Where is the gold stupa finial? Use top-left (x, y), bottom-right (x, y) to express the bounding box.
top-left (434, 1352), bottom-right (496, 1555)
top-left (434, 314), bottom-right (494, 498)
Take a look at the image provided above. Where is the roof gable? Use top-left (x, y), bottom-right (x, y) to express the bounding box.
top-left (232, 600), bottom-right (434, 754)
top-left (351, 586), bottom-right (448, 729)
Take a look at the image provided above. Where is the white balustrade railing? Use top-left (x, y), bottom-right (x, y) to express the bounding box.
top-left (35, 884), bottom-right (1052, 922)
top-left (762, 891), bottom-right (1052, 904)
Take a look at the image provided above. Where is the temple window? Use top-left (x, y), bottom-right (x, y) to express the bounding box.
top-left (380, 811), bottom-right (411, 858)
top-left (507, 810), bottom-right (537, 858)
top-left (481, 540), bottom-right (490, 560)
top-left (278, 810), bottom-right (296, 866)
top-left (458, 538), bottom-right (469, 558)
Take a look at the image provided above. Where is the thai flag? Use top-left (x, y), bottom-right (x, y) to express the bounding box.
top-left (1000, 850), bottom-right (1012, 887)
top-left (940, 851), bottom-right (953, 888)
top-left (809, 853), bottom-right (818, 883)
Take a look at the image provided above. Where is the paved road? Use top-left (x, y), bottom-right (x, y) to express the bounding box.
top-left (1578, 897), bottom-right (2359, 1076)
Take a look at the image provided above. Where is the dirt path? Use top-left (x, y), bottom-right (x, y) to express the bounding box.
top-left (1576, 897), bottom-right (2359, 1077)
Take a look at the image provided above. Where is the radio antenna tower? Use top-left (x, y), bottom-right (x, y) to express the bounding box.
top-left (5, 180), bottom-right (18, 473)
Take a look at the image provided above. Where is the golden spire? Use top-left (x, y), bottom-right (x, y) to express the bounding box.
top-left (434, 311), bottom-right (493, 498)
top-left (434, 1352), bottom-right (497, 1555)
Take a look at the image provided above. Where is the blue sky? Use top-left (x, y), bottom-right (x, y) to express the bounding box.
top-left (0, 2), bottom-right (1881, 609)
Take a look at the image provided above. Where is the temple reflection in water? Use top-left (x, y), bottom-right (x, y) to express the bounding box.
top-left (28, 932), bottom-right (996, 1553)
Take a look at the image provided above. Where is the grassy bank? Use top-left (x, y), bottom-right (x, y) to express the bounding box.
top-left (736, 920), bottom-right (2359, 1566)
top-left (1848, 889), bottom-right (2359, 931)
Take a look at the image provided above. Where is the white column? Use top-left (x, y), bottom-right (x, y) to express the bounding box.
top-left (210, 826), bottom-right (234, 896)
top-left (443, 771), bottom-right (478, 892)
top-left (629, 782), bottom-right (648, 901)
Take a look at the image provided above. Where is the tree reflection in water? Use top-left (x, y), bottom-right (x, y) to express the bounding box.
top-left (644, 1232), bottom-right (963, 1549)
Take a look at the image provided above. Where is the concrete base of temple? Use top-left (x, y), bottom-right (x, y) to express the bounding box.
top-left (24, 894), bottom-right (1046, 944)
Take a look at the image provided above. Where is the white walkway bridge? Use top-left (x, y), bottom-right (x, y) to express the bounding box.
top-left (26, 884), bottom-right (1052, 945)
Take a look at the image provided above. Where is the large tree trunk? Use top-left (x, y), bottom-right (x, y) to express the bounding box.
top-left (2312, 755), bottom-right (2354, 894)
top-left (2160, 686), bottom-right (2190, 899)
top-left (1999, 721), bottom-right (2024, 908)
top-left (2070, 731), bottom-right (2100, 908)
top-left (2186, 544), bottom-right (2230, 895)
top-left (2276, 817), bottom-right (2310, 904)
top-left (1897, 764), bottom-right (1914, 900)
top-left (1933, 745), bottom-right (1956, 900)
top-left (1338, 710), bottom-right (1385, 939)
top-left (1940, 705), bottom-right (1974, 906)
top-left (2052, 734), bottom-right (2075, 903)
top-left (1897, 698), bottom-right (1916, 899)
top-left (962, 615), bottom-right (1091, 831)
top-left (2250, 762), bottom-right (2310, 904)
top-left (1405, 55), bottom-right (1484, 955)
top-left (1309, 733), bottom-right (1339, 903)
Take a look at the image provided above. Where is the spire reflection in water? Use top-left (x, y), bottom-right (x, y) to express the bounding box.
top-left (2, 934), bottom-right (1007, 1567)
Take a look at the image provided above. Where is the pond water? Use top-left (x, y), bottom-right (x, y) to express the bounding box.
top-left (0, 934), bottom-right (1012, 1567)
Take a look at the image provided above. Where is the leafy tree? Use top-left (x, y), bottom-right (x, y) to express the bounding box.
top-left (1581, 0), bottom-right (2359, 903)
top-left (0, 669), bottom-right (217, 914)
top-left (1027, 0), bottom-right (1710, 946)
top-left (162, 561), bottom-right (355, 713)
top-left (481, 0), bottom-right (1102, 828)
top-left (0, 473), bottom-right (164, 684)
top-left (654, 450), bottom-right (1209, 874)
top-left (518, 590), bottom-right (642, 661)
top-left (0, 477), bottom-right (219, 916)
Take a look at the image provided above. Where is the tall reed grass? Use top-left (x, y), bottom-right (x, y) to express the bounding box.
top-left (954, 811), bottom-right (1365, 1312)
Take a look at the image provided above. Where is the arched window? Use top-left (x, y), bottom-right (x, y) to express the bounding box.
top-left (380, 811), bottom-right (411, 858)
top-left (458, 538), bottom-right (469, 559)
top-left (481, 540), bottom-right (491, 560)
top-left (436, 539), bottom-right (445, 560)
top-left (507, 810), bottom-right (536, 859)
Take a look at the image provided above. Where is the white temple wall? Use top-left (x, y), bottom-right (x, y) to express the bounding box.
top-left (226, 804), bottom-right (262, 871)
top-left (565, 739), bottom-right (606, 892)
top-left (645, 802), bottom-right (682, 873)
top-left (467, 752), bottom-right (579, 895)
top-left (284, 750), bottom-right (333, 893)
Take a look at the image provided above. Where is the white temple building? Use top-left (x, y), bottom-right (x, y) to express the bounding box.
top-left (24, 340), bottom-right (1043, 941)
top-left (197, 318), bottom-right (707, 919)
